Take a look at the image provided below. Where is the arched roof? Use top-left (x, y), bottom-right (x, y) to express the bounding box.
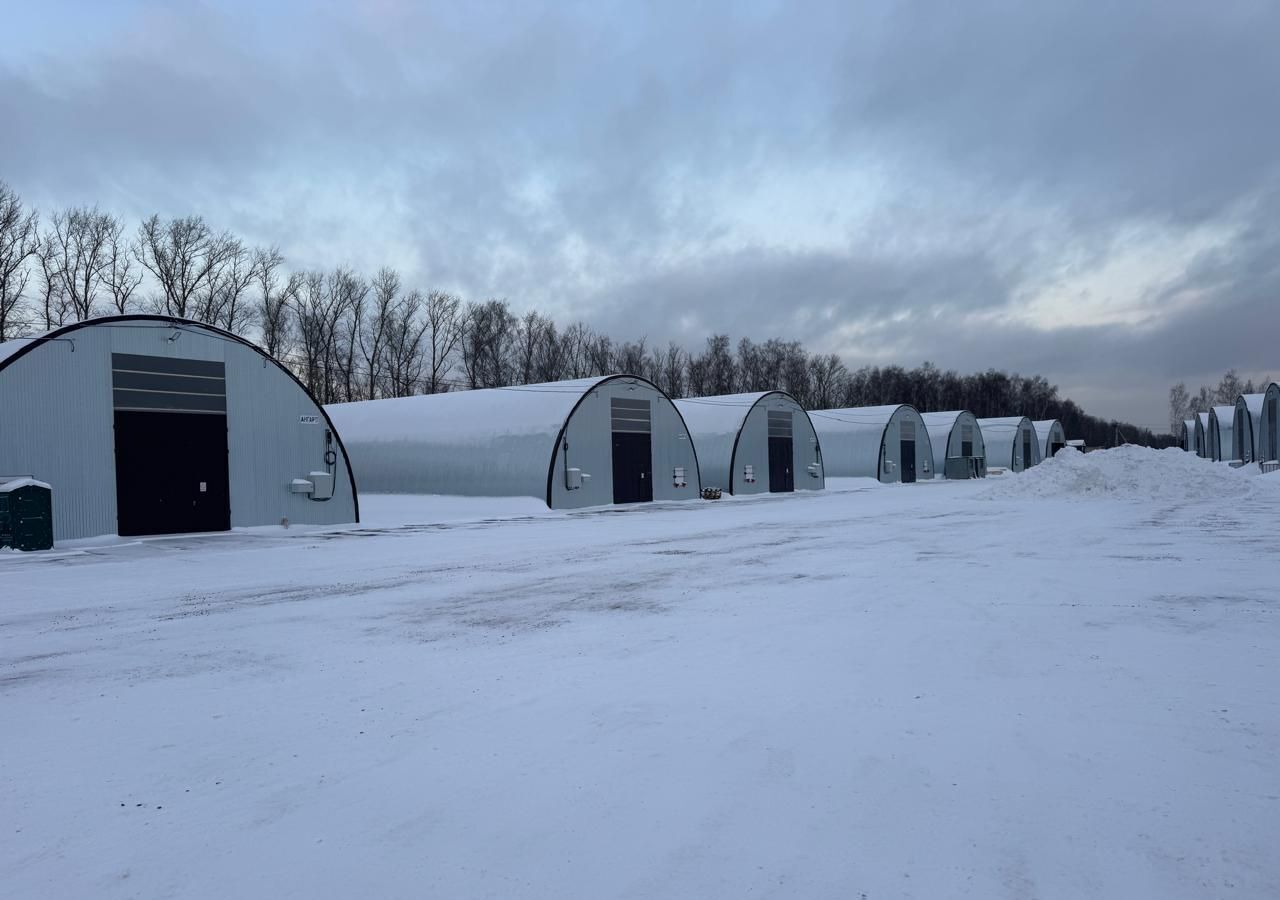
top-left (1033, 419), bottom-right (1066, 457)
top-left (327, 373), bottom-right (700, 506)
top-left (809, 404), bottom-right (925, 480)
top-left (920, 410), bottom-right (984, 474)
top-left (673, 391), bottom-right (821, 493)
top-left (976, 416), bottom-right (1040, 470)
top-left (0, 314), bottom-right (359, 519)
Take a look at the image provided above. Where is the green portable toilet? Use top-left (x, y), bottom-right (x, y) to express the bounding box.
top-left (0, 478), bottom-right (54, 551)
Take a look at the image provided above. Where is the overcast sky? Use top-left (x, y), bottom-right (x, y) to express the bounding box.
top-left (4, 0), bottom-right (1278, 428)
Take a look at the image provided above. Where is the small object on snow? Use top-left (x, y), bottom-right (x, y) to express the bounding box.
top-left (281, 516), bottom-right (290, 529)
top-left (702, 487), bottom-right (723, 500)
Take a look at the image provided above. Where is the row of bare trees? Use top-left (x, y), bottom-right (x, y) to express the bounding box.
top-left (1169, 371), bottom-right (1274, 434)
top-left (1, 182), bottom-right (1176, 442)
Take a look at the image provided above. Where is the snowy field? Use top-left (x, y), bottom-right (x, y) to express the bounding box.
top-left (2, 448), bottom-right (1278, 899)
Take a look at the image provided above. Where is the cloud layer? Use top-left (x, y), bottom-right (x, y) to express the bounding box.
top-left (3, 0), bottom-right (1278, 426)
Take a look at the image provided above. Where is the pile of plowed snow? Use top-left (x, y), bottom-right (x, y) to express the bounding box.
top-left (979, 445), bottom-right (1277, 503)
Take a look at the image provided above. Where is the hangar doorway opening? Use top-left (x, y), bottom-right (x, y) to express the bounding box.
top-left (767, 410), bottom-right (794, 493)
top-left (899, 418), bottom-right (917, 484)
top-left (111, 353), bottom-right (231, 536)
top-left (610, 397), bottom-right (653, 505)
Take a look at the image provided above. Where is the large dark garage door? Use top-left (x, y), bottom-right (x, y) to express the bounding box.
top-left (767, 410), bottom-right (794, 492)
top-left (610, 397), bottom-right (653, 504)
top-left (111, 353), bottom-right (231, 536)
top-left (899, 417), bottom-right (917, 483)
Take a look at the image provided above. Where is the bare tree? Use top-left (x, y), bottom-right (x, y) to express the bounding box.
top-left (513, 310), bottom-right (551, 385)
top-left (807, 353), bottom-right (847, 409)
top-left (102, 217), bottom-right (143, 314)
top-left (197, 237), bottom-right (256, 334)
top-left (0, 182), bottom-right (40, 340)
top-left (134, 214), bottom-right (236, 319)
top-left (253, 247), bottom-right (298, 359)
top-left (36, 232), bottom-right (73, 329)
top-left (614, 338), bottom-right (648, 376)
top-left (382, 289), bottom-right (431, 397)
top-left (360, 267), bottom-right (400, 399)
top-left (423, 290), bottom-right (462, 393)
top-left (48, 206), bottom-right (118, 321)
top-left (460, 299), bottom-right (516, 388)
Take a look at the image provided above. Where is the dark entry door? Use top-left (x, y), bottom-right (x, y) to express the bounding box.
top-left (899, 440), bottom-right (917, 483)
top-left (114, 411), bottom-right (231, 536)
top-left (1022, 433), bottom-right (1033, 469)
top-left (611, 432), bottom-right (653, 504)
top-left (768, 437), bottom-right (794, 492)
top-left (1050, 441), bottom-right (1065, 457)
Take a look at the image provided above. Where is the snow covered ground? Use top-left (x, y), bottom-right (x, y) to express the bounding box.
top-left (2, 447), bottom-right (1277, 899)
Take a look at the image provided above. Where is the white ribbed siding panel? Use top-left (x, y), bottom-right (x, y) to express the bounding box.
top-left (1197, 412), bottom-right (1212, 458)
top-left (673, 391), bottom-right (824, 494)
top-left (920, 410), bottom-right (986, 479)
top-left (1034, 419), bottom-right (1067, 459)
top-left (326, 375), bottom-right (702, 508)
top-left (0, 317), bottom-right (358, 541)
top-left (1259, 384), bottom-right (1280, 464)
top-left (809, 404), bottom-right (932, 483)
top-left (977, 416), bottom-right (1042, 472)
top-left (1207, 405), bottom-right (1236, 462)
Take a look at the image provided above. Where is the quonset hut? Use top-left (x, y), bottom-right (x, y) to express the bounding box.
top-left (1034, 419), bottom-right (1067, 460)
top-left (326, 375), bottom-right (702, 508)
top-left (920, 411), bottom-right (986, 479)
top-left (977, 416), bottom-right (1042, 472)
top-left (1233, 394), bottom-right (1262, 463)
top-left (1182, 418), bottom-right (1202, 454)
top-left (672, 392), bottom-right (824, 495)
top-left (1207, 405), bottom-right (1236, 462)
top-left (0, 315), bottom-right (359, 542)
top-left (809, 404), bottom-right (932, 483)
top-left (1259, 383), bottom-right (1280, 464)
top-left (1197, 412), bottom-right (1212, 458)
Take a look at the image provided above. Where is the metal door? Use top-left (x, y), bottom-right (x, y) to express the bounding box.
top-left (114, 410), bottom-right (231, 536)
top-left (900, 440), bottom-right (916, 483)
top-left (768, 437), bottom-right (794, 492)
top-left (611, 432), bottom-right (653, 504)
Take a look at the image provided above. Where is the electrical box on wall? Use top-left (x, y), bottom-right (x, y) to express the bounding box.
top-left (743, 464), bottom-right (755, 484)
top-left (308, 472), bottom-right (334, 500)
top-left (672, 466), bottom-right (687, 487)
top-left (565, 467), bottom-right (583, 490)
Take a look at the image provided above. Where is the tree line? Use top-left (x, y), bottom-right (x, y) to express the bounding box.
top-left (1, 181), bottom-right (1170, 447)
top-left (1169, 371), bottom-right (1275, 434)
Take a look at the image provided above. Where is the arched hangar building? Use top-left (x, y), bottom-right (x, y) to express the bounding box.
top-left (1034, 419), bottom-right (1067, 460)
top-left (673, 391), bottom-right (824, 494)
top-left (809, 404), bottom-right (933, 483)
top-left (0, 316), bottom-right (358, 542)
top-left (326, 375), bottom-right (702, 508)
top-left (977, 416), bottom-right (1042, 472)
top-left (920, 410), bottom-right (986, 479)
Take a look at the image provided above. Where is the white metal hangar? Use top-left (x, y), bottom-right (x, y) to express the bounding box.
top-left (1258, 383), bottom-right (1280, 464)
top-left (0, 315), bottom-right (359, 542)
top-left (325, 375), bottom-right (702, 508)
top-left (1207, 405), bottom-right (1236, 462)
top-left (976, 416), bottom-right (1042, 472)
top-left (1233, 394), bottom-right (1261, 463)
top-left (672, 391), bottom-right (824, 495)
top-left (1182, 418), bottom-right (1202, 454)
top-left (1197, 412), bottom-right (1212, 458)
top-left (808, 404), bottom-right (933, 483)
top-left (1034, 419), bottom-right (1067, 460)
top-left (920, 410), bottom-right (986, 479)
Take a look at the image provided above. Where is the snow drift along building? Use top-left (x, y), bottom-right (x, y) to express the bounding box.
top-left (1182, 418), bottom-right (1202, 454)
top-left (325, 375), bottom-right (702, 508)
top-left (672, 391), bottom-right (824, 494)
top-left (1207, 405), bottom-right (1236, 462)
top-left (977, 416), bottom-right (1042, 472)
top-left (809, 404), bottom-right (933, 483)
top-left (1034, 419), bottom-right (1067, 460)
top-left (0, 315), bottom-right (359, 542)
top-left (920, 411), bottom-right (986, 479)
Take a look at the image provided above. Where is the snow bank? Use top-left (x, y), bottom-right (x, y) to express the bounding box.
top-left (979, 445), bottom-right (1274, 503)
